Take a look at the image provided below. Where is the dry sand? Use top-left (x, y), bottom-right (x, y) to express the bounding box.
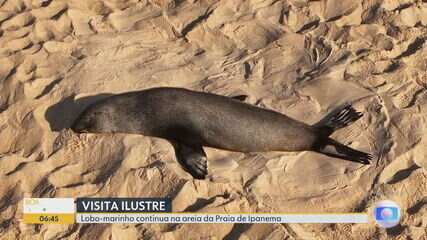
top-left (0, 0), bottom-right (426, 239)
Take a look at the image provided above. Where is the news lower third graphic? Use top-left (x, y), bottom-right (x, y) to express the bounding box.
top-left (23, 198), bottom-right (400, 226)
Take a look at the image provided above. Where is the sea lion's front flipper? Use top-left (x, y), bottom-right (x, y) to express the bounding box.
top-left (171, 142), bottom-right (208, 179)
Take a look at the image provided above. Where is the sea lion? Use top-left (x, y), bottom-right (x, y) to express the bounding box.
top-left (71, 87), bottom-right (372, 179)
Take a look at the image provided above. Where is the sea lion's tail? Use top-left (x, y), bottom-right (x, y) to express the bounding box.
top-left (314, 137), bottom-right (372, 164)
top-left (313, 104), bottom-right (363, 136)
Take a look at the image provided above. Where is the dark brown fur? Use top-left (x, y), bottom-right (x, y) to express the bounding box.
top-left (72, 87), bottom-right (372, 179)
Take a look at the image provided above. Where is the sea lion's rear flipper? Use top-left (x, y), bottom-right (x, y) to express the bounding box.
top-left (314, 137), bottom-right (372, 164)
top-left (171, 142), bottom-right (208, 179)
top-left (313, 104), bottom-right (363, 136)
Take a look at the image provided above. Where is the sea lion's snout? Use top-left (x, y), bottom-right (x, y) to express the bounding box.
top-left (70, 106), bottom-right (112, 134)
top-left (71, 111), bottom-right (94, 133)
top-left (71, 120), bottom-right (88, 133)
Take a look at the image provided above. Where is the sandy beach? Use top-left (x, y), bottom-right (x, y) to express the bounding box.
top-left (0, 0), bottom-right (426, 239)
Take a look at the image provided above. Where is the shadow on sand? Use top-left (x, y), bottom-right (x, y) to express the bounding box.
top-left (45, 93), bottom-right (113, 131)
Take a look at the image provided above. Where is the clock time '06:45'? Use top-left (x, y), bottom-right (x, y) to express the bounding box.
top-left (39, 215), bottom-right (59, 222)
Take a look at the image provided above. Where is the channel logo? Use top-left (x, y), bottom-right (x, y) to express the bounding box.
top-left (373, 200), bottom-right (401, 228)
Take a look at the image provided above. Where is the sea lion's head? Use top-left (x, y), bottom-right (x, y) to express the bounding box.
top-left (71, 102), bottom-right (116, 134)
